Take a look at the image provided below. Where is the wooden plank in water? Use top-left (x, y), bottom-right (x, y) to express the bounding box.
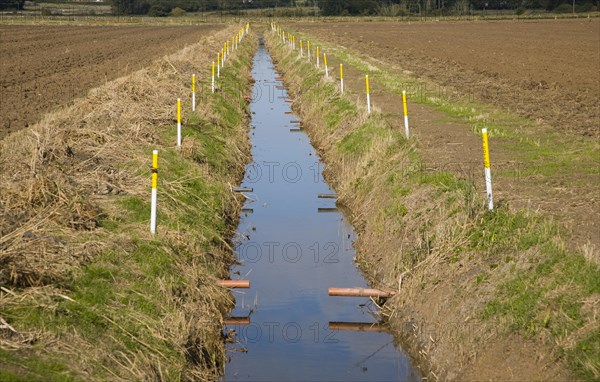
top-left (218, 280), bottom-right (250, 288)
top-left (328, 287), bottom-right (396, 298)
top-left (318, 193), bottom-right (337, 199)
top-left (328, 321), bottom-right (386, 332)
top-left (318, 207), bottom-right (338, 213)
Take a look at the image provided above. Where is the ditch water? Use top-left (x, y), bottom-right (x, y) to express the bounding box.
top-left (222, 38), bottom-right (420, 382)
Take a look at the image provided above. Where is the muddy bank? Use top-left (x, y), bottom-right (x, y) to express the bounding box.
top-left (0, 25), bottom-right (255, 380)
top-left (223, 36), bottom-right (420, 381)
top-left (265, 29), bottom-right (597, 381)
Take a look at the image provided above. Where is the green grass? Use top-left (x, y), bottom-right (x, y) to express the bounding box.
top-left (0, 348), bottom-right (81, 382)
top-left (270, 29), bottom-right (600, 380)
top-left (1, 32), bottom-right (255, 381)
top-left (288, 28), bottom-right (600, 185)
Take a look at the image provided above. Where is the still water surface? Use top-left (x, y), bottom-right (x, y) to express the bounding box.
top-left (223, 38), bottom-right (420, 382)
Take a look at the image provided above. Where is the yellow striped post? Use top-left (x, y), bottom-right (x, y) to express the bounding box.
top-left (307, 40), bottom-right (311, 61)
top-left (300, 40), bottom-right (303, 57)
top-left (192, 74), bottom-right (196, 111)
top-left (481, 128), bottom-right (494, 210)
top-left (365, 75), bottom-right (371, 114)
top-left (324, 53), bottom-right (328, 78)
top-left (316, 46), bottom-right (320, 68)
top-left (177, 98), bottom-right (182, 147)
top-left (211, 61), bottom-right (215, 93)
top-left (402, 90), bottom-right (409, 138)
top-left (340, 64), bottom-right (344, 93)
top-left (217, 52), bottom-right (221, 78)
top-left (150, 150), bottom-right (159, 236)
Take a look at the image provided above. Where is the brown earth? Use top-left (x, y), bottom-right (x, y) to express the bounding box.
top-left (293, 19), bottom-right (600, 251)
top-left (0, 24), bottom-right (224, 139)
top-left (272, 21), bottom-right (599, 381)
top-left (297, 18), bottom-right (600, 137)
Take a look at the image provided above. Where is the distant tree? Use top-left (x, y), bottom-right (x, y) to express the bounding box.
top-left (0, 0), bottom-right (25, 10)
top-left (321, 0), bottom-right (350, 15)
top-left (111, 0), bottom-right (150, 14)
top-left (320, 0), bottom-right (379, 14)
top-left (147, 3), bottom-right (167, 15)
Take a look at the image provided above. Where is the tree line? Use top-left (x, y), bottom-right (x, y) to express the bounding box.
top-left (0, 0), bottom-right (596, 14)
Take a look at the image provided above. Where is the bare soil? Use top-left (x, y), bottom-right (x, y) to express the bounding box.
top-left (295, 19), bottom-right (600, 250)
top-left (297, 18), bottom-right (600, 137)
top-left (276, 20), bottom-right (599, 381)
top-left (0, 24), bottom-right (224, 138)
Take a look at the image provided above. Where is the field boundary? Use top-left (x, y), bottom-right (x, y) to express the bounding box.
top-left (0, 24), bottom-right (256, 380)
top-left (267, 24), bottom-right (599, 380)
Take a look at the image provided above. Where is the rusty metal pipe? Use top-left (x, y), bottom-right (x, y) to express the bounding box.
top-left (328, 287), bottom-right (396, 298)
top-left (218, 280), bottom-right (250, 288)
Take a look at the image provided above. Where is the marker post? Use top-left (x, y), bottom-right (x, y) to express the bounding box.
top-left (340, 64), bottom-right (344, 94)
top-left (365, 75), bottom-right (371, 114)
top-left (402, 90), bottom-right (410, 139)
top-left (177, 98), bottom-right (182, 148)
top-left (481, 128), bottom-right (494, 211)
top-left (192, 74), bottom-right (196, 111)
top-left (211, 62), bottom-right (215, 94)
top-left (150, 150), bottom-right (158, 236)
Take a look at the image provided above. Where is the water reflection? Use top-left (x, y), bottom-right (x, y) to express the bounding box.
top-left (223, 38), bottom-right (420, 382)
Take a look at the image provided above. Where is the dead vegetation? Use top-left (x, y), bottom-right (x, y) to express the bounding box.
top-left (267, 30), bottom-right (599, 381)
top-left (0, 25), bottom-right (255, 380)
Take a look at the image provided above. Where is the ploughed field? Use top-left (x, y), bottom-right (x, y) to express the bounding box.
top-left (297, 19), bottom-right (600, 137)
top-left (0, 24), bottom-right (224, 138)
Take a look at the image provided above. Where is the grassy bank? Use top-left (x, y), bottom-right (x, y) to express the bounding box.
top-left (0, 26), bottom-right (256, 381)
top-left (266, 29), bottom-right (599, 380)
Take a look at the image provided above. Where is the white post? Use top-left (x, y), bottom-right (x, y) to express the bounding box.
top-left (212, 62), bottom-right (215, 94)
top-left (192, 74), bottom-right (196, 112)
top-left (402, 90), bottom-right (410, 139)
top-left (366, 75), bottom-right (371, 114)
top-left (481, 128), bottom-right (494, 211)
top-left (177, 98), bottom-right (182, 148)
top-left (340, 64), bottom-right (344, 94)
top-left (150, 150), bottom-right (158, 236)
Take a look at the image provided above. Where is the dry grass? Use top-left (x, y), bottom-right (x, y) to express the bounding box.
top-left (267, 29), bottom-right (599, 381)
top-left (0, 24), bottom-right (255, 380)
